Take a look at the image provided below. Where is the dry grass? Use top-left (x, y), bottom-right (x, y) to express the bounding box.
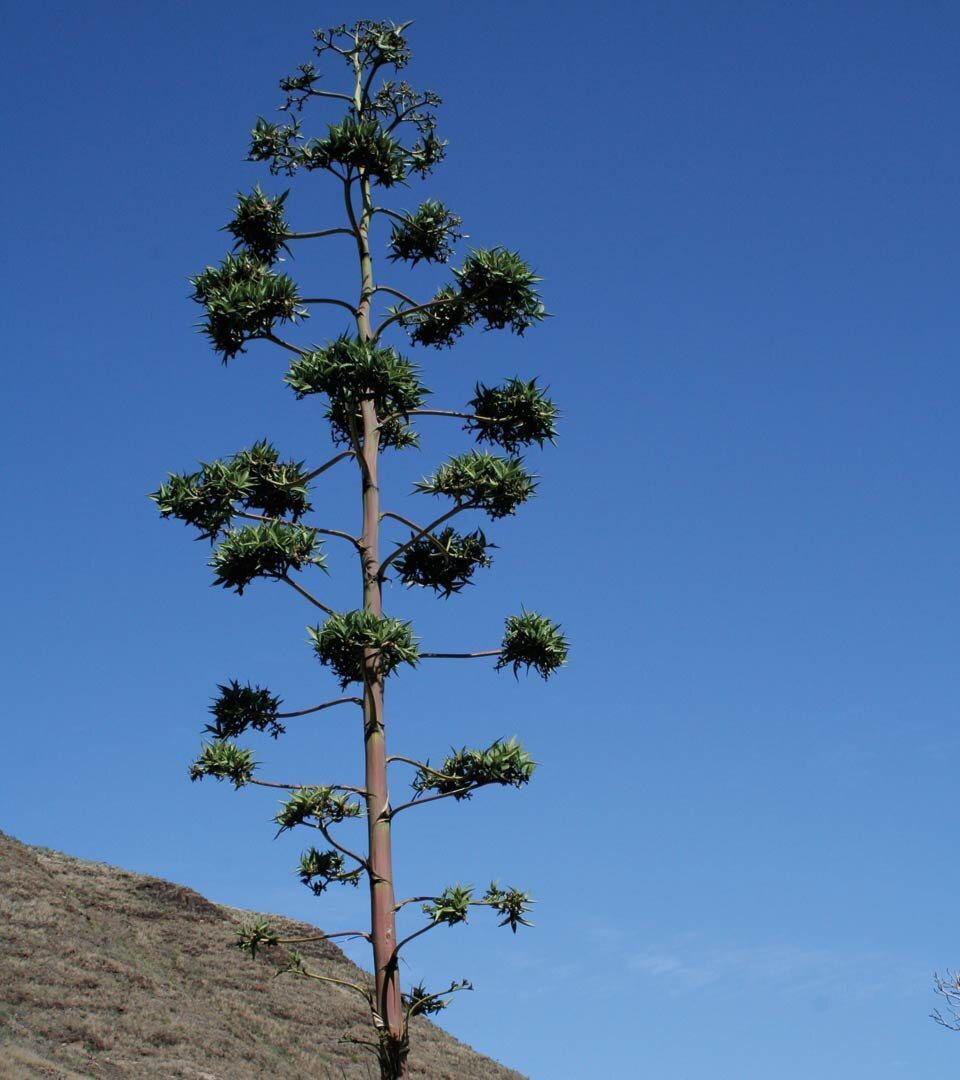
top-left (0, 832), bottom-right (525, 1080)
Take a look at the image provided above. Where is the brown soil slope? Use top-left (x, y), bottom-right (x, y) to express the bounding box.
top-left (0, 832), bottom-right (525, 1080)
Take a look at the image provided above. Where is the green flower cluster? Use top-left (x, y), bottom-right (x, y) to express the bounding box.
top-left (402, 248), bottom-right (545, 348)
top-left (309, 610), bottom-right (419, 688)
top-left (224, 185), bottom-right (291, 264)
top-left (191, 253), bottom-right (304, 360)
top-left (415, 451), bottom-right (537, 519)
top-left (412, 737), bottom-right (535, 801)
top-left (151, 441), bottom-right (311, 541)
top-left (421, 882), bottom-right (532, 933)
top-left (466, 378), bottom-right (558, 454)
top-left (285, 336), bottom-right (427, 450)
top-left (204, 680), bottom-right (285, 741)
top-left (388, 199), bottom-right (462, 265)
top-left (297, 846), bottom-right (362, 895)
top-left (190, 740), bottom-right (257, 789)
top-left (497, 611), bottom-right (569, 679)
top-left (394, 527), bottom-right (493, 597)
top-left (274, 786), bottom-right (363, 832)
top-left (211, 522), bottom-right (323, 595)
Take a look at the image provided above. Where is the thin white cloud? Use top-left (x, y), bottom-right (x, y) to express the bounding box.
top-left (628, 938), bottom-right (918, 1002)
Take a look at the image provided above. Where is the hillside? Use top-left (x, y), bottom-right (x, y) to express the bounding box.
top-left (0, 832), bottom-right (526, 1079)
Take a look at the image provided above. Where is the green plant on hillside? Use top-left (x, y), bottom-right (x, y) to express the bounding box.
top-left (151, 20), bottom-right (566, 1080)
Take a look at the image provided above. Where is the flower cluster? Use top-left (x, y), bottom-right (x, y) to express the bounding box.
top-left (393, 527), bottom-right (493, 597)
top-left (204, 680), bottom-right (285, 741)
top-left (497, 611), bottom-right (569, 679)
top-left (190, 253), bottom-right (304, 360)
top-left (414, 451), bottom-right (537, 519)
top-left (309, 610), bottom-right (419, 688)
top-left (151, 441), bottom-right (312, 541)
top-left (412, 737), bottom-right (535, 801)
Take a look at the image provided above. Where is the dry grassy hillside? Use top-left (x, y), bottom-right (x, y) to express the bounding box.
top-left (0, 832), bottom-right (525, 1080)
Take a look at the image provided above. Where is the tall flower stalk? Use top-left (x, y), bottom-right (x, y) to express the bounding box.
top-left (152, 21), bottom-right (567, 1079)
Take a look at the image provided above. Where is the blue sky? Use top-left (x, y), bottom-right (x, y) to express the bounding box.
top-left (3, 2), bottom-right (960, 1076)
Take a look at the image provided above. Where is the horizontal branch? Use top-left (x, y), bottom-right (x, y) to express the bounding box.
top-left (389, 785), bottom-right (475, 818)
top-left (276, 696), bottom-right (363, 719)
top-left (393, 895), bottom-right (438, 911)
top-left (286, 227), bottom-right (355, 240)
top-left (301, 448), bottom-right (356, 483)
top-left (234, 510), bottom-right (362, 552)
top-left (298, 87), bottom-right (357, 105)
top-left (386, 755), bottom-right (462, 784)
top-left (317, 818), bottom-right (370, 873)
top-left (280, 574), bottom-right (336, 615)
top-left (371, 206), bottom-right (406, 223)
top-left (392, 920), bottom-right (440, 957)
top-left (419, 650), bottom-right (503, 660)
top-left (290, 964), bottom-right (373, 1006)
top-left (249, 778), bottom-right (370, 797)
top-left (278, 928), bottom-right (372, 944)
top-left (373, 284), bottom-right (418, 307)
top-left (380, 510), bottom-right (452, 560)
top-left (262, 331), bottom-right (309, 356)
top-left (301, 296), bottom-right (359, 316)
top-left (372, 290), bottom-right (465, 340)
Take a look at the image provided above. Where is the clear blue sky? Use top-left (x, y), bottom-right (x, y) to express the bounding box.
top-left (3, 2), bottom-right (960, 1077)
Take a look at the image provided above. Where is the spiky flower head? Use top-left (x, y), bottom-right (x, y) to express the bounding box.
top-left (394, 527), bottom-right (493, 597)
top-left (309, 610), bottom-right (419, 688)
top-left (415, 451), bottom-right (537, 519)
top-left (497, 611), bottom-right (568, 679)
top-left (211, 523), bottom-right (324, 594)
top-left (205, 681), bottom-right (285, 741)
